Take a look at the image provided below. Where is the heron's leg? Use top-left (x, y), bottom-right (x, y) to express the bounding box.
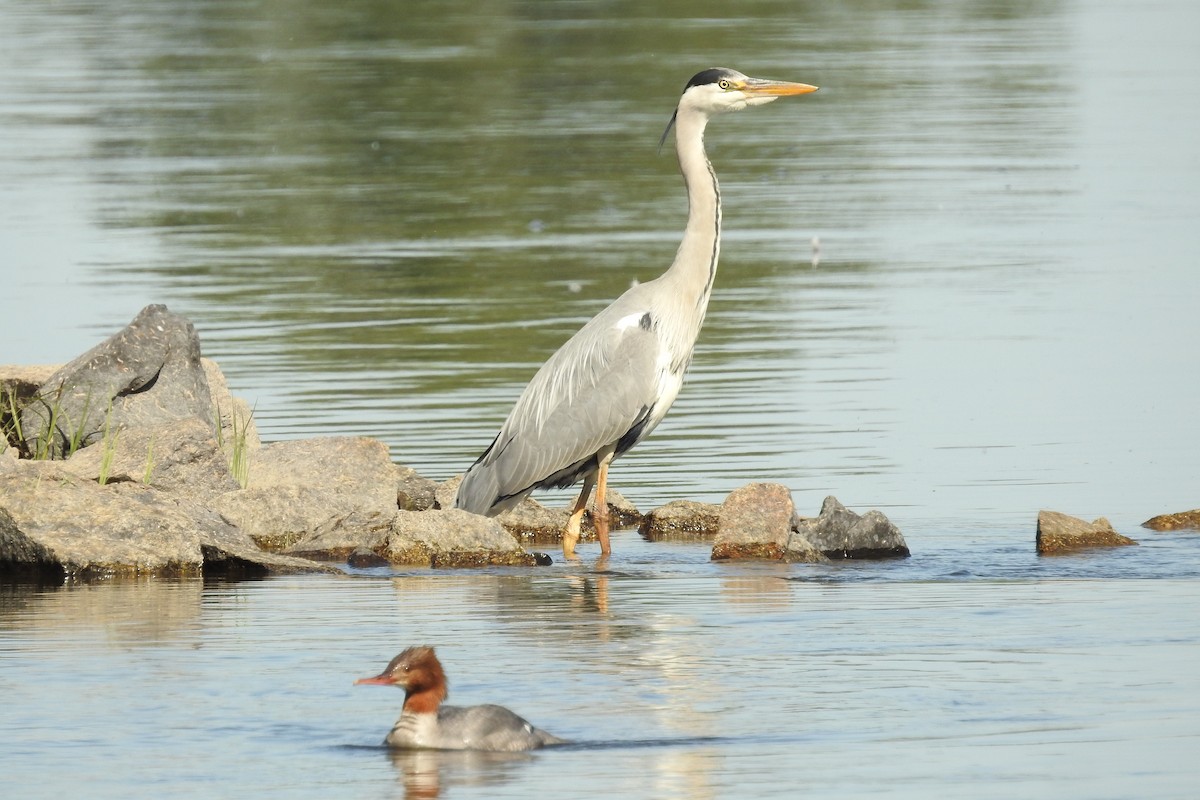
top-left (593, 452), bottom-right (615, 556)
top-left (563, 473), bottom-right (595, 558)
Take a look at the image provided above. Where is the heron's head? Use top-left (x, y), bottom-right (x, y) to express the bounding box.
top-left (683, 67), bottom-right (818, 114)
top-left (660, 67), bottom-right (817, 147)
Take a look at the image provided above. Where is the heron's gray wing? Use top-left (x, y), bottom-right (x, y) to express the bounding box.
top-left (461, 305), bottom-right (662, 512)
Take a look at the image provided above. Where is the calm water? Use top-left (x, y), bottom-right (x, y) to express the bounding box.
top-left (3, 0), bottom-right (1200, 797)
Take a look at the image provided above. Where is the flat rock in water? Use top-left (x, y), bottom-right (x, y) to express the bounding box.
top-left (19, 305), bottom-right (214, 459)
top-left (1141, 509), bottom-right (1200, 531)
top-left (1036, 510), bottom-right (1138, 554)
top-left (712, 482), bottom-right (825, 563)
top-left (387, 508), bottom-right (539, 567)
top-left (0, 460), bottom-right (332, 579)
top-left (794, 495), bottom-right (910, 559)
top-left (640, 499), bottom-right (721, 541)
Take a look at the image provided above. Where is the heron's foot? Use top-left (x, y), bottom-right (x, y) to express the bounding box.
top-left (563, 509), bottom-right (584, 558)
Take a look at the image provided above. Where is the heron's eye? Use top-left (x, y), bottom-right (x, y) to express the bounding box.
top-left (718, 79), bottom-right (731, 90)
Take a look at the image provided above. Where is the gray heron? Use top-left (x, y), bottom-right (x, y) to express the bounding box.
top-left (454, 67), bottom-right (818, 557)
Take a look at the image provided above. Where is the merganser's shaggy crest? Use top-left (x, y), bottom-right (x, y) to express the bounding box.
top-left (355, 646), bottom-right (565, 751)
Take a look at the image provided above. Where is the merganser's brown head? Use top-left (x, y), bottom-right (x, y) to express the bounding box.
top-left (355, 646), bottom-right (448, 714)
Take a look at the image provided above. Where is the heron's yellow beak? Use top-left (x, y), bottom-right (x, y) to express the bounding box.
top-left (740, 79), bottom-right (819, 96)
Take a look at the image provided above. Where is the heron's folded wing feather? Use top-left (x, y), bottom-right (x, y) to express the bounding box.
top-left (482, 312), bottom-right (661, 499)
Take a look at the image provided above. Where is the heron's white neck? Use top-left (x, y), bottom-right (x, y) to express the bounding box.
top-left (667, 107), bottom-right (721, 320)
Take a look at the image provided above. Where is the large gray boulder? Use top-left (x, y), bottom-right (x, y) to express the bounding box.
top-left (794, 496), bottom-right (910, 559)
top-left (19, 305), bottom-right (214, 459)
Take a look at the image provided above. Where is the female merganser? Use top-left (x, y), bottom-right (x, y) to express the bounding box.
top-left (355, 646), bottom-right (566, 751)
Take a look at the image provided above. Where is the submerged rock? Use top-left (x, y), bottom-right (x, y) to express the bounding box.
top-left (794, 496), bottom-right (910, 559)
top-left (1141, 509), bottom-right (1200, 531)
top-left (1036, 510), bottom-right (1138, 554)
top-left (640, 499), bottom-right (721, 541)
top-left (711, 482), bottom-right (825, 563)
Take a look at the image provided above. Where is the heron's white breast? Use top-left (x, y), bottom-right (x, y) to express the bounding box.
top-left (613, 309), bottom-right (686, 431)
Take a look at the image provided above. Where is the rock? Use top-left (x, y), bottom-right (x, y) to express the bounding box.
top-left (439, 474), bottom-right (640, 544)
top-left (794, 496), bottom-right (910, 559)
top-left (347, 547), bottom-right (391, 569)
top-left (1141, 509), bottom-right (1200, 531)
top-left (595, 489), bottom-right (643, 530)
top-left (640, 500), bottom-right (721, 541)
top-left (284, 512), bottom-right (394, 561)
top-left (0, 460), bottom-right (333, 579)
top-left (214, 485), bottom-right (328, 551)
top-left (202, 357), bottom-right (260, 456)
top-left (59, 416), bottom-right (239, 497)
top-left (1, 463), bottom-right (199, 576)
top-left (386, 509), bottom-right (539, 567)
top-left (19, 305), bottom-right (214, 459)
top-left (0, 506), bottom-right (60, 577)
top-left (499, 498), bottom-right (572, 544)
top-left (712, 482), bottom-right (825, 562)
top-left (196, 508), bottom-right (337, 575)
top-left (0, 364), bottom-right (57, 406)
top-left (434, 476), bottom-right (461, 509)
top-left (397, 466), bottom-right (438, 511)
top-left (500, 491), bottom-right (639, 544)
top-left (1036, 510), bottom-right (1138, 554)
top-left (214, 436), bottom-right (402, 551)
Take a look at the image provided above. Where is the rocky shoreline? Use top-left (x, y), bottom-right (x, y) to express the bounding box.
top-left (1, 306), bottom-right (1193, 582)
